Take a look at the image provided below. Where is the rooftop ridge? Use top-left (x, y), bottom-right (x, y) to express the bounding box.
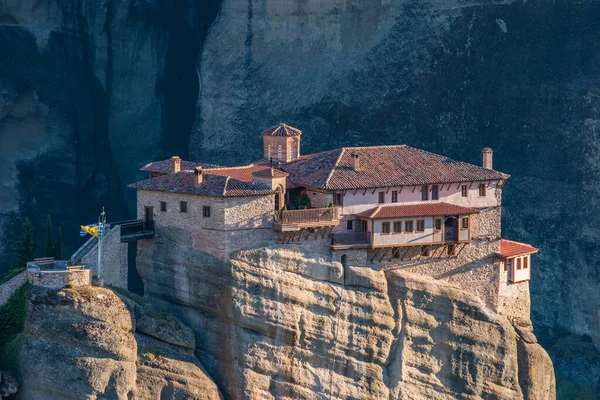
top-left (324, 148), bottom-right (346, 189)
top-left (205, 164), bottom-right (255, 171)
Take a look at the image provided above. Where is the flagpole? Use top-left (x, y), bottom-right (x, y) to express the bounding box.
top-left (97, 207), bottom-right (105, 284)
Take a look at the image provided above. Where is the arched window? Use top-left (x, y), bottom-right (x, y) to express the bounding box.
top-left (290, 145), bottom-right (294, 160)
top-left (278, 145), bottom-right (282, 160)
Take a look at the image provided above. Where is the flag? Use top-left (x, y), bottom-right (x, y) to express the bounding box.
top-left (79, 224), bottom-right (98, 237)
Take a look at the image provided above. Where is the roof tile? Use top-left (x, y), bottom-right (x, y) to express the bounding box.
top-left (356, 202), bottom-right (480, 219)
top-left (262, 123), bottom-right (302, 137)
top-left (497, 239), bottom-right (539, 259)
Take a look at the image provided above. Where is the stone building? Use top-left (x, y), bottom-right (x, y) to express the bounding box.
top-left (94, 122), bottom-right (537, 321)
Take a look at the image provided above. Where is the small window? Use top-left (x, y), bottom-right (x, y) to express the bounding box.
top-left (461, 217), bottom-right (469, 230)
top-left (506, 258), bottom-right (512, 272)
top-left (421, 185), bottom-right (428, 201)
top-left (405, 220), bottom-right (413, 233)
top-left (378, 192), bottom-right (385, 204)
top-left (434, 219), bottom-right (442, 231)
top-left (347, 220), bottom-right (353, 232)
top-left (202, 206), bottom-right (211, 218)
top-left (278, 145), bottom-right (282, 160)
top-left (334, 193), bottom-right (343, 206)
top-left (461, 185), bottom-right (468, 197)
top-left (416, 219), bottom-right (425, 232)
top-left (431, 185), bottom-right (439, 200)
top-left (479, 183), bottom-right (486, 197)
top-left (180, 201), bottom-right (187, 213)
top-left (268, 144), bottom-right (272, 158)
top-left (523, 256), bottom-right (529, 269)
top-left (382, 222), bottom-right (390, 234)
top-left (516, 257), bottom-right (522, 270)
top-left (391, 190), bottom-right (398, 203)
top-left (393, 221), bottom-right (402, 233)
top-left (160, 201), bottom-right (167, 212)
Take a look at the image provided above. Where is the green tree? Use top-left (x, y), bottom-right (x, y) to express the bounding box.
top-left (11, 218), bottom-right (37, 269)
top-left (44, 215), bottom-right (53, 257)
top-left (53, 226), bottom-right (63, 259)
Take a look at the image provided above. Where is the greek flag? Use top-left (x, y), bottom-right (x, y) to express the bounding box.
top-left (80, 223), bottom-right (104, 238)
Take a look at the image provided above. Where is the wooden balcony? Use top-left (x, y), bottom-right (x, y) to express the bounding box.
top-left (118, 219), bottom-right (155, 242)
top-left (274, 207), bottom-right (341, 232)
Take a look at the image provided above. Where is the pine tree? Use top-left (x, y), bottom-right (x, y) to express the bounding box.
top-left (11, 218), bottom-right (37, 269)
top-left (53, 226), bottom-right (63, 259)
top-left (45, 215), bottom-right (53, 257)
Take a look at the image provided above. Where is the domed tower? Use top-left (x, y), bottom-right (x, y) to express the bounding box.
top-left (262, 123), bottom-right (302, 163)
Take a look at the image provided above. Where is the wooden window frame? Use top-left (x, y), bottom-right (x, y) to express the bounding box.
top-left (516, 257), bottom-right (522, 270)
top-left (180, 201), bottom-right (187, 213)
top-left (416, 219), bottom-right (425, 232)
top-left (378, 191), bottom-right (385, 204)
top-left (202, 206), bottom-right (211, 218)
top-left (334, 192), bottom-right (343, 206)
top-left (505, 258), bottom-right (511, 272)
top-left (479, 183), bottom-right (486, 197)
top-left (404, 220), bottom-right (413, 233)
top-left (431, 185), bottom-right (439, 200)
top-left (391, 190), bottom-right (398, 203)
top-left (523, 256), bottom-right (529, 269)
top-left (160, 201), bottom-right (167, 212)
top-left (461, 185), bottom-right (468, 197)
top-left (393, 221), bottom-right (402, 234)
top-left (461, 217), bottom-right (469, 230)
top-left (421, 185), bottom-right (428, 201)
top-left (381, 221), bottom-right (390, 234)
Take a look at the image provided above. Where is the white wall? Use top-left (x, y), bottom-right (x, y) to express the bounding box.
top-left (340, 181), bottom-right (501, 215)
top-left (508, 255), bottom-right (531, 283)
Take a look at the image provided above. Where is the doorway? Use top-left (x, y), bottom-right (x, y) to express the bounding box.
top-left (444, 216), bottom-right (458, 242)
top-left (144, 206), bottom-right (154, 231)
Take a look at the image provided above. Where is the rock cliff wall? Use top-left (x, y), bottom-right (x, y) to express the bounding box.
top-left (136, 228), bottom-right (555, 399)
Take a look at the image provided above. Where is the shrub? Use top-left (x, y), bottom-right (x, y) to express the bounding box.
top-left (0, 283), bottom-right (30, 373)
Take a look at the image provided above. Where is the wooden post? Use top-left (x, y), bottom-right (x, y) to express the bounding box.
top-left (390, 247), bottom-right (401, 260)
top-left (370, 248), bottom-right (381, 262)
top-left (379, 248), bottom-right (390, 262)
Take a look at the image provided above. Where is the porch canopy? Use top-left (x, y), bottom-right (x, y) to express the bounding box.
top-left (356, 202), bottom-right (480, 220)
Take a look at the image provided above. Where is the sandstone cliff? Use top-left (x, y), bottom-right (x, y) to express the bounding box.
top-left (17, 285), bottom-right (221, 399)
top-left (137, 228), bottom-right (555, 399)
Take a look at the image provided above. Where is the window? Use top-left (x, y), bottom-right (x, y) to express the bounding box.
top-left (461, 185), bottom-right (468, 197)
top-left (461, 217), bottom-right (469, 230)
top-left (479, 183), bottom-right (486, 197)
top-left (382, 222), bottom-right (390, 234)
top-left (378, 192), bottom-right (385, 204)
top-left (180, 201), bottom-right (187, 213)
top-left (278, 145), bottom-right (282, 160)
top-left (405, 220), bottom-right (413, 233)
top-left (290, 145), bottom-right (294, 160)
top-left (505, 259), bottom-right (512, 272)
top-left (421, 185), bottom-right (428, 201)
top-left (334, 193), bottom-right (343, 206)
top-left (434, 219), bottom-right (442, 231)
top-left (347, 220), bottom-right (353, 232)
top-left (516, 257), bottom-right (522, 270)
top-left (160, 201), bottom-right (166, 212)
top-left (393, 221), bottom-right (402, 233)
top-left (268, 144), bottom-right (272, 158)
top-left (431, 185), bottom-right (439, 200)
top-left (523, 256), bottom-right (529, 269)
top-left (391, 190), bottom-right (398, 203)
top-left (416, 219), bottom-right (425, 232)
top-left (202, 206), bottom-right (211, 218)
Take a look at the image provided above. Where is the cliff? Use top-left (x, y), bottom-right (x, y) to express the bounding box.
top-left (137, 227), bottom-right (555, 399)
top-left (15, 285), bottom-right (221, 399)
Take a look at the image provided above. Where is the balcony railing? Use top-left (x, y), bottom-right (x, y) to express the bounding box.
top-left (276, 207), bottom-right (341, 225)
top-left (332, 232), bottom-right (371, 246)
top-left (119, 219), bottom-right (155, 241)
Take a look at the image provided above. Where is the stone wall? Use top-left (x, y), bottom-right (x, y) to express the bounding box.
top-left (472, 206), bottom-right (502, 238)
top-left (0, 271), bottom-right (27, 307)
top-left (27, 268), bottom-right (92, 289)
top-left (305, 189), bottom-right (332, 209)
top-left (498, 261), bottom-right (531, 321)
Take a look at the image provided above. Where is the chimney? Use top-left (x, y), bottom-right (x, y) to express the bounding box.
top-left (171, 156), bottom-right (181, 173)
top-left (351, 152), bottom-right (361, 171)
top-left (194, 166), bottom-right (203, 184)
top-left (482, 148), bottom-right (493, 170)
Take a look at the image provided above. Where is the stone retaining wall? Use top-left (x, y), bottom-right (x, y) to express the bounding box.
top-left (27, 268), bottom-right (92, 289)
top-left (0, 271), bottom-right (27, 307)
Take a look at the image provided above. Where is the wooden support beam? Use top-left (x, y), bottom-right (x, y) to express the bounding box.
top-left (363, 189), bottom-right (367, 196)
top-left (379, 248), bottom-right (390, 262)
top-left (454, 242), bottom-right (468, 258)
top-left (417, 245), bottom-right (430, 260)
top-left (469, 182), bottom-right (474, 189)
top-left (304, 228), bottom-right (311, 240)
top-left (354, 189), bottom-right (358, 195)
top-left (389, 247), bottom-right (402, 260)
top-left (372, 188), bottom-right (377, 195)
top-left (281, 232), bottom-right (288, 244)
top-left (412, 186), bottom-right (417, 193)
top-left (399, 187), bottom-right (403, 194)
top-left (313, 227), bottom-right (322, 240)
top-left (370, 248), bottom-right (382, 262)
top-left (323, 226), bottom-right (332, 239)
top-left (446, 184), bottom-right (451, 191)
top-left (400, 247), bottom-right (412, 261)
top-left (386, 187), bottom-right (390, 194)
top-left (456, 183), bottom-right (461, 190)
top-left (430, 245), bottom-right (443, 259)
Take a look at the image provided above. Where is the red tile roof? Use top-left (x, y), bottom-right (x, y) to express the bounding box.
top-left (262, 123), bottom-right (302, 137)
top-left (140, 159), bottom-right (220, 173)
top-left (252, 167), bottom-right (289, 178)
top-left (282, 145), bottom-right (509, 190)
top-left (497, 239), bottom-right (539, 259)
top-left (203, 164), bottom-right (271, 183)
top-left (128, 171), bottom-right (274, 197)
top-left (356, 202), bottom-right (480, 219)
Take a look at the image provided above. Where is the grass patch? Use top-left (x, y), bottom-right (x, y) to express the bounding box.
top-left (146, 309), bottom-right (173, 322)
top-left (0, 283), bottom-right (30, 373)
top-left (0, 266), bottom-right (26, 285)
top-left (108, 285), bottom-right (147, 306)
top-left (140, 348), bottom-right (163, 363)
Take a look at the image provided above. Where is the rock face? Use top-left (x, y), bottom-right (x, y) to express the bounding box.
top-left (137, 228), bottom-right (555, 399)
top-left (18, 285), bottom-right (221, 399)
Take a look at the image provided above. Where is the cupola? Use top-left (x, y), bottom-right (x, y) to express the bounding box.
top-left (262, 123), bottom-right (302, 163)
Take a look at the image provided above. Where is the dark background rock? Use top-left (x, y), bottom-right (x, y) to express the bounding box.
top-left (1, 0), bottom-right (598, 396)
